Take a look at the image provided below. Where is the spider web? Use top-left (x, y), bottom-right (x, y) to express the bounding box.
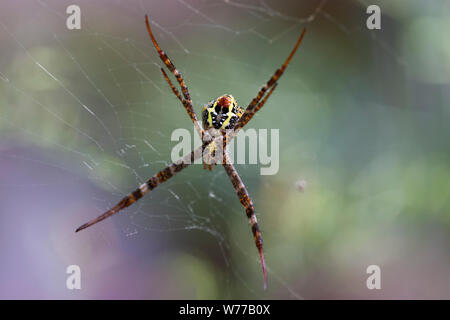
top-left (0, 0), bottom-right (416, 299)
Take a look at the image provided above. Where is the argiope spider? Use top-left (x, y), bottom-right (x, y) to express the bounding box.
top-left (76, 15), bottom-right (306, 289)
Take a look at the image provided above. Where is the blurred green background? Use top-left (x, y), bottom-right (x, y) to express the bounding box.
top-left (0, 0), bottom-right (449, 299)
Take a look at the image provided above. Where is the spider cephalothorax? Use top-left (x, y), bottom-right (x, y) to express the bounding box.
top-left (202, 94), bottom-right (244, 130)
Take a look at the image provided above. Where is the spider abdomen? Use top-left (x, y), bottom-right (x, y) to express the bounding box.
top-left (202, 94), bottom-right (243, 130)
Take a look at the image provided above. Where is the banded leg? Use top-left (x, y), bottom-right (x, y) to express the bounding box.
top-left (221, 83), bottom-right (278, 149)
top-left (235, 28), bottom-right (306, 131)
top-left (76, 128), bottom-right (252, 234)
top-left (76, 145), bottom-right (204, 232)
top-left (203, 87), bottom-right (279, 171)
top-left (239, 83), bottom-right (278, 129)
top-left (222, 153), bottom-right (267, 289)
top-left (145, 15), bottom-right (204, 137)
top-left (160, 68), bottom-right (205, 137)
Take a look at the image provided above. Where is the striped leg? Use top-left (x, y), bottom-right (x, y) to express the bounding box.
top-left (76, 145), bottom-right (204, 232)
top-left (235, 28), bottom-right (306, 131)
top-left (145, 15), bottom-right (204, 137)
top-left (75, 126), bottom-right (253, 234)
top-left (220, 83), bottom-right (278, 150)
top-left (222, 153), bottom-right (267, 289)
top-left (160, 68), bottom-right (205, 137)
top-left (238, 83), bottom-right (278, 129)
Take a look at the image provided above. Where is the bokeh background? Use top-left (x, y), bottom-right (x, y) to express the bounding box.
top-left (0, 0), bottom-right (449, 299)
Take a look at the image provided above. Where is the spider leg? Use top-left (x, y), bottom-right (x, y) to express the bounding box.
top-left (239, 83), bottom-right (278, 129)
top-left (76, 131), bottom-right (242, 233)
top-left (145, 15), bottom-right (191, 103)
top-left (145, 15), bottom-right (205, 138)
top-left (76, 145), bottom-right (203, 232)
top-left (222, 153), bottom-right (267, 289)
top-left (160, 68), bottom-right (204, 137)
top-left (235, 28), bottom-right (306, 131)
top-left (160, 68), bottom-right (184, 104)
top-left (220, 83), bottom-right (278, 149)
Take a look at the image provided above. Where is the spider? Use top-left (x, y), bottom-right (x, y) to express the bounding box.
top-left (76, 15), bottom-right (306, 290)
